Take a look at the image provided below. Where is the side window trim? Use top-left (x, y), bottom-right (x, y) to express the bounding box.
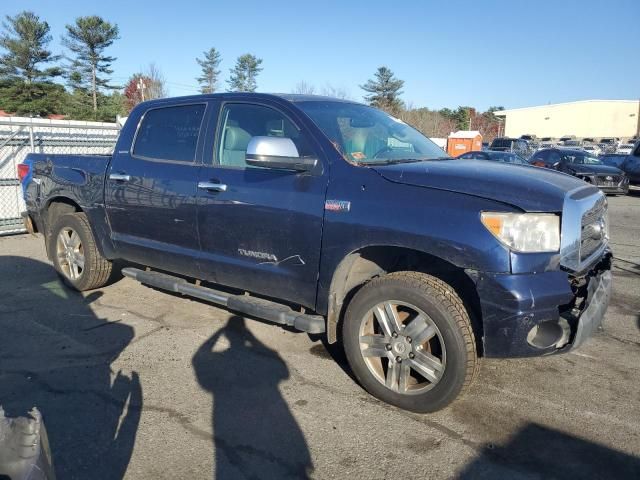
top-left (212, 101), bottom-right (303, 169)
top-left (131, 102), bottom-right (208, 164)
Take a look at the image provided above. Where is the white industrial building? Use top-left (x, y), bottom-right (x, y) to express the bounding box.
top-left (494, 99), bottom-right (640, 140)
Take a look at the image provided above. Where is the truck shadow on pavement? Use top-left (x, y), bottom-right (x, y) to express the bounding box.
top-left (459, 422), bottom-right (640, 479)
top-left (192, 316), bottom-right (313, 479)
top-left (0, 256), bottom-right (141, 480)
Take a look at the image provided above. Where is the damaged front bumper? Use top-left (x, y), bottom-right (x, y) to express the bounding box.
top-left (471, 252), bottom-right (612, 358)
top-left (0, 407), bottom-right (55, 480)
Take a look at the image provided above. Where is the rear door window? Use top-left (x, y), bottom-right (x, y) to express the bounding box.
top-left (133, 104), bottom-right (206, 162)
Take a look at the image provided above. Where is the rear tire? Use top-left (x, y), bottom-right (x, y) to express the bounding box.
top-left (342, 271), bottom-right (478, 412)
top-left (49, 212), bottom-right (113, 291)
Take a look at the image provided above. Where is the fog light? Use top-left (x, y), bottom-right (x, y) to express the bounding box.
top-left (526, 318), bottom-right (571, 349)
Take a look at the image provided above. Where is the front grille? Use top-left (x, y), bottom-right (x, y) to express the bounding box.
top-left (580, 196), bottom-right (607, 262)
top-left (561, 187), bottom-right (609, 272)
top-left (594, 175), bottom-right (620, 186)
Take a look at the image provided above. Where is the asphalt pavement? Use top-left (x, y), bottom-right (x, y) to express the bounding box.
top-left (0, 193), bottom-right (639, 479)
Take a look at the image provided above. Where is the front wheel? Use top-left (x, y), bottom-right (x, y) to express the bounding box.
top-left (49, 212), bottom-right (113, 291)
top-left (342, 272), bottom-right (478, 412)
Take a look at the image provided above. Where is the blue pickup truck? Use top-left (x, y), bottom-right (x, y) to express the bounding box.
top-left (20, 93), bottom-right (612, 412)
top-left (591, 144), bottom-right (640, 186)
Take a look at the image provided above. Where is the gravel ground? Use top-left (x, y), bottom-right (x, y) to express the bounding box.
top-left (0, 193), bottom-right (639, 479)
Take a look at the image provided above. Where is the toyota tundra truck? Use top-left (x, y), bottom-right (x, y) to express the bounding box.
top-left (19, 93), bottom-right (612, 412)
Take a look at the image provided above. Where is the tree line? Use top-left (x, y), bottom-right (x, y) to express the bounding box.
top-left (0, 10), bottom-right (504, 140)
top-left (0, 11), bottom-right (265, 121)
top-left (0, 11), bottom-right (121, 121)
top-left (295, 66), bottom-right (505, 139)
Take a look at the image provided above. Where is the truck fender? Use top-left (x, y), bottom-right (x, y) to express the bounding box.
top-left (326, 252), bottom-right (385, 344)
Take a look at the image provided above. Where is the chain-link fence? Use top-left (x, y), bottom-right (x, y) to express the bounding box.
top-left (0, 117), bottom-right (120, 235)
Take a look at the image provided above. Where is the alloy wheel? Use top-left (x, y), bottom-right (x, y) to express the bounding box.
top-left (358, 301), bottom-right (446, 394)
top-left (56, 227), bottom-right (85, 281)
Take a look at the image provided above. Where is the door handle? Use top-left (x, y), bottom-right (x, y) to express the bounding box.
top-left (198, 181), bottom-right (227, 192)
top-left (109, 173), bottom-right (131, 182)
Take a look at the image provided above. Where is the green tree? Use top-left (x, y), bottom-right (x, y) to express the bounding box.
top-left (0, 79), bottom-right (67, 117)
top-left (360, 66), bottom-right (404, 114)
top-left (97, 91), bottom-right (126, 122)
top-left (63, 16), bottom-right (119, 116)
top-left (440, 106), bottom-right (473, 131)
top-left (63, 89), bottom-right (125, 122)
top-left (196, 47), bottom-right (222, 94)
top-left (0, 11), bottom-right (62, 116)
top-left (227, 53), bottom-right (262, 92)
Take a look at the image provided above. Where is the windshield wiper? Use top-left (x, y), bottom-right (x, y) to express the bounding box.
top-left (360, 158), bottom-right (428, 166)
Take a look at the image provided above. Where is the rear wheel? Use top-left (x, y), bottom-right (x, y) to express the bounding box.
top-left (342, 271), bottom-right (478, 412)
top-left (49, 212), bottom-right (113, 291)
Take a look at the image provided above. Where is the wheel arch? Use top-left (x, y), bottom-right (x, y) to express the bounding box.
top-left (45, 196), bottom-right (83, 220)
top-left (42, 197), bottom-right (83, 255)
top-left (325, 245), bottom-right (483, 353)
top-left (42, 195), bottom-right (119, 262)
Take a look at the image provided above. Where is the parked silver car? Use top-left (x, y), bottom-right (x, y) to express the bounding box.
top-left (616, 142), bottom-right (635, 155)
top-left (583, 144), bottom-right (602, 156)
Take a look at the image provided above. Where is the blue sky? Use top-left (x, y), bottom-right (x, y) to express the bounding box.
top-left (3, 0), bottom-right (639, 111)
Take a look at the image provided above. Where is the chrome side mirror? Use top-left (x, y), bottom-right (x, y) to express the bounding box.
top-left (245, 136), bottom-right (317, 172)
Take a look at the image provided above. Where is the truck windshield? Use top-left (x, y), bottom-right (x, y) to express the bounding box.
top-left (491, 139), bottom-right (513, 148)
top-left (564, 154), bottom-right (602, 165)
top-left (297, 101), bottom-right (448, 164)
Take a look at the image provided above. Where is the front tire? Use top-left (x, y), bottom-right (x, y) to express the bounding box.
top-left (342, 272), bottom-right (478, 412)
top-left (49, 212), bottom-right (113, 291)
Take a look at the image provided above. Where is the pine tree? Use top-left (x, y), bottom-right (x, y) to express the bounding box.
top-left (196, 47), bottom-right (222, 94)
top-left (63, 16), bottom-right (119, 116)
top-left (360, 66), bottom-right (405, 114)
top-left (0, 79), bottom-right (67, 117)
top-left (0, 11), bottom-right (62, 116)
top-left (227, 54), bottom-right (262, 92)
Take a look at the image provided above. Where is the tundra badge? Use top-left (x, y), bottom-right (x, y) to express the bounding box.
top-left (325, 200), bottom-right (351, 212)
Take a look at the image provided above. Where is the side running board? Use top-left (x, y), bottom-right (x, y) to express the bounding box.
top-left (121, 267), bottom-right (326, 334)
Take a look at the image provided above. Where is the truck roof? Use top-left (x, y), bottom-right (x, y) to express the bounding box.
top-left (135, 92), bottom-right (359, 108)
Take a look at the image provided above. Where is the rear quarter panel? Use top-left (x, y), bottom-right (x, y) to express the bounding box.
top-left (25, 153), bottom-right (116, 257)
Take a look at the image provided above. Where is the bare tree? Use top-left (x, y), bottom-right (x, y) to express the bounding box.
top-left (292, 80), bottom-right (315, 95)
top-left (143, 62), bottom-right (167, 100)
top-left (399, 107), bottom-right (456, 138)
top-left (123, 63), bottom-right (167, 111)
top-left (320, 83), bottom-right (351, 100)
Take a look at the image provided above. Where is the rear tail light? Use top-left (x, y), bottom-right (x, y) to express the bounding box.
top-left (17, 163), bottom-right (30, 181)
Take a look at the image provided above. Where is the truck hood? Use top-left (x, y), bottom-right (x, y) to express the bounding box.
top-left (371, 160), bottom-right (586, 212)
top-left (567, 164), bottom-right (623, 175)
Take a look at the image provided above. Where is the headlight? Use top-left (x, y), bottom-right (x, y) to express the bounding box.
top-left (481, 212), bottom-right (560, 252)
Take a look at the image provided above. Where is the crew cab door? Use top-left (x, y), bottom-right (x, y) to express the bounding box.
top-left (196, 101), bottom-right (329, 308)
top-left (105, 102), bottom-right (208, 277)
